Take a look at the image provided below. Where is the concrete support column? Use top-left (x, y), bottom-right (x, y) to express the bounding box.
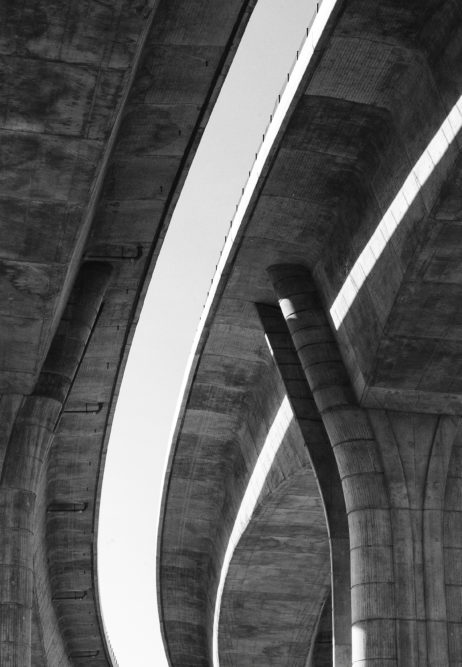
top-left (0, 262), bottom-right (112, 665)
top-left (366, 410), bottom-right (459, 666)
top-left (268, 265), bottom-right (395, 667)
top-left (257, 303), bottom-right (351, 667)
top-left (269, 264), bottom-right (462, 666)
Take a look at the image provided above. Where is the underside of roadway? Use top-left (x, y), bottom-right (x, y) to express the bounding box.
top-left (0, 0), bottom-right (259, 664)
top-left (158, 1), bottom-right (462, 666)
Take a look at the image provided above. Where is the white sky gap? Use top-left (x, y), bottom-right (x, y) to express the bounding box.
top-left (98, 2), bottom-right (329, 665)
top-left (197, 0), bottom-right (338, 339)
top-left (168, 0), bottom-right (338, 504)
top-left (330, 95), bottom-right (462, 329)
top-left (154, 0), bottom-right (338, 663)
top-left (212, 396), bottom-right (293, 667)
top-left (165, 4), bottom-right (339, 663)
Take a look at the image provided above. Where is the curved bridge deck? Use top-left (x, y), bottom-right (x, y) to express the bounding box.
top-left (0, 0), bottom-right (258, 663)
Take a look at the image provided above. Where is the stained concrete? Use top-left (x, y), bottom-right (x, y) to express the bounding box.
top-left (3, 0), bottom-right (462, 664)
top-left (0, 0), bottom-right (258, 663)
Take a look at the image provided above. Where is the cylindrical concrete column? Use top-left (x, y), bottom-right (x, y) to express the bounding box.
top-left (0, 262), bottom-right (112, 665)
top-left (257, 302), bottom-right (351, 666)
top-left (268, 264), bottom-right (395, 667)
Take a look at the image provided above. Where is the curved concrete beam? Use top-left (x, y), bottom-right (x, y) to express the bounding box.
top-left (0, 0), bottom-right (259, 662)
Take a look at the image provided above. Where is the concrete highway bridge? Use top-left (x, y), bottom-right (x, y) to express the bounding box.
top-left (158, 1), bottom-right (462, 666)
top-left (1, 0), bottom-right (462, 665)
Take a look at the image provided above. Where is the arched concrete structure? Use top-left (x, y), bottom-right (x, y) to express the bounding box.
top-left (219, 468), bottom-right (331, 667)
top-left (159, 1), bottom-right (462, 665)
top-left (0, 0), bottom-right (258, 663)
top-left (3, 0), bottom-right (462, 664)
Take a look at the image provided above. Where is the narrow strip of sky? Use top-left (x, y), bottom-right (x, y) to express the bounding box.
top-left (212, 397), bottom-right (293, 667)
top-left (97, 1), bottom-right (318, 665)
top-left (330, 95), bottom-right (462, 329)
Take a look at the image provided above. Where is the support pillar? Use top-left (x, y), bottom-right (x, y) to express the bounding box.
top-left (0, 262), bottom-right (112, 665)
top-left (268, 265), bottom-right (396, 666)
top-left (269, 264), bottom-right (462, 666)
top-left (257, 303), bottom-right (351, 667)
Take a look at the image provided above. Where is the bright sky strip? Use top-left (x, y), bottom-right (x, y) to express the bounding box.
top-left (330, 96), bottom-right (462, 330)
top-left (98, 2), bottom-right (324, 665)
top-left (195, 0), bottom-right (338, 344)
top-left (167, 0), bottom-right (338, 523)
top-left (167, 0), bottom-right (339, 497)
top-left (156, 6), bottom-right (338, 661)
top-left (212, 396), bottom-right (293, 667)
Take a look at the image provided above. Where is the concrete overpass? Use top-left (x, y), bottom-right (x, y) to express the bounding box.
top-left (0, 0), bottom-right (260, 664)
top-left (158, 1), bottom-right (462, 666)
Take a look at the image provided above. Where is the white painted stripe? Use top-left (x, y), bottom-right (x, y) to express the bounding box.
top-left (212, 396), bottom-right (293, 666)
top-left (330, 95), bottom-right (462, 329)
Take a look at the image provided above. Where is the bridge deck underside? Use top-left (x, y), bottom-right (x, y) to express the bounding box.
top-left (159, 0), bottom-right (462, 665)
top-left (0, 0), bottom-right (258, 663)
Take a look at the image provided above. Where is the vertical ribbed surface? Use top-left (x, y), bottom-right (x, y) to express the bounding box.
top-left (366, 410), bottom-right (460, 666)
top-left (445, 431), bottom-right (462, 664)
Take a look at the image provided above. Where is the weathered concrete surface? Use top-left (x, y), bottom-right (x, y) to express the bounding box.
top-left (0, 262), bottom-right (111, 665)
top-left (274, 265), bottom-right (462, 666)
top-left (258, 302), bottom-right (351, 666)
top-left (220, 469), bottom-right (330, 667)
top-left (159, 298), bottom-right (332, 666)
top-left (0, 0), bottom-right (259, 663)
top-left (159, 1), bottom-right (462, 666)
